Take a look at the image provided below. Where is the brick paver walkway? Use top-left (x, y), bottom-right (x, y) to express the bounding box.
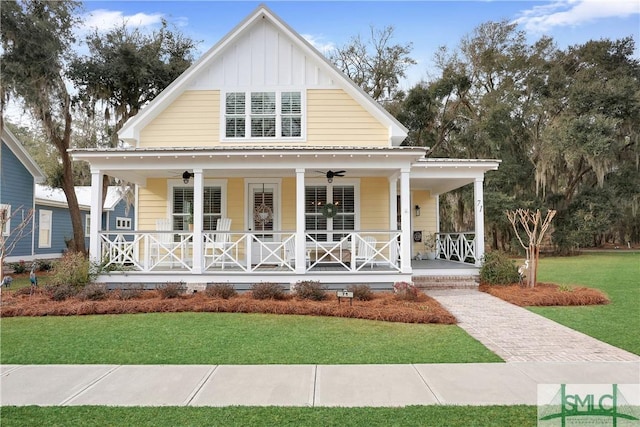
top-left (426, 289), bottom-right (640, 362)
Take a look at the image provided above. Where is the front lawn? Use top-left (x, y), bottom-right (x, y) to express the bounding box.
top-left (0, 405), bottom-right (537, 427)
top-left (0, 312), bottom-right (501, 364)
top-left (532, 252), bottom-right (639, 355)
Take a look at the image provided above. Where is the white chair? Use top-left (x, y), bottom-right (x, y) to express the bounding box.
top-left (283, 237), bottom-right (310, 268)
top-left (204, 218), bottom-right (232, 269)
top-left (150, 219), bottom-right (180, 268)
top-left (354, 236), bottom-right (377, 269)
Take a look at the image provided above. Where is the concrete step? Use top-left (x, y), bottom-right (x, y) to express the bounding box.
top-left (412, 275), bottom-right (479, 290)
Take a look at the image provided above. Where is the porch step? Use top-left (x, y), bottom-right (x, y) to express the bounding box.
top-left (412, 275), bottom-right (479, 290)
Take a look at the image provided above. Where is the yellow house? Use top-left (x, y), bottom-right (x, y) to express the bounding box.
top-left (71, 5), bottom-right (499, 289)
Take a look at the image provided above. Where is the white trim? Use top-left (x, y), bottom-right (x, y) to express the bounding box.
top-left (117, 5), bottom-right (407, 145)
top-left (166, 179), bottom-right (228, 224)
top-left (245, 178), bottom-right (282, 233)
top-left (1, 204), bottom-right (10, 237)
top-left (220, 89), bottom-right (306, 143)
top-left (38, 209), bottom-right (52, 249)
top-left (115, 217), bottom-right (132, 230)
top-left (1, 128), bottom-right (46, 182)
top-left (85, 213), bottom-right (91, 235)
top-left (304, 178), bottom-right (361, 236)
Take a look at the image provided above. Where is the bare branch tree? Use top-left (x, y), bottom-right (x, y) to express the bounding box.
top-left (1, 205), bottom-right (34, 285)
top-left (506, 208), bottom-right (556, 287)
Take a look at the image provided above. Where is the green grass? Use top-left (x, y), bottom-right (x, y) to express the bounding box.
top-left (532, 251), bottom-right (640, 355)
top-left (0, 405), bottom-right (537, 427)
top-left (0, 312), bottom-right (501, 364)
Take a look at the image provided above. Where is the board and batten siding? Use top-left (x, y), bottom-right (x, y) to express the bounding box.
top-left (1, 141), bottom-right (36, 258)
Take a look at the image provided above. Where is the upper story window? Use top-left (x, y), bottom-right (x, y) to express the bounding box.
top-left (225, 91), bottom-right (302, 140)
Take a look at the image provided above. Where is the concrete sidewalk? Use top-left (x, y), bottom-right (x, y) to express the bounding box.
top-left (2, 362), bottom-right (638, 407)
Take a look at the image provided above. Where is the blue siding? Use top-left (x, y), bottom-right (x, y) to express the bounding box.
top-left (34, 204), bottom-right (90, 256)
top-left (1, 141), bottom-right (35, 258)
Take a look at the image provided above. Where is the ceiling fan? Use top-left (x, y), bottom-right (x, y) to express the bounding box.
top-left (317, 170), bottom-right (346, 183)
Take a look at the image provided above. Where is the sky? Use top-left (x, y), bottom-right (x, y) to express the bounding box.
top-left (79, 0), bottom-right (640, 89)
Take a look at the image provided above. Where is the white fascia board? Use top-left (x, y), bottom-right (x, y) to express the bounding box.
top-left (118, 5), bottom-right (408, 146)
top-left (2, 127), bottom-right (46, 182)
top-left (118, 6), bottom-right (274, 144)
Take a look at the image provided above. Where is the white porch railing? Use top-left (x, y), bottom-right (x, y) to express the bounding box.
top-left (98, 230), bottom-right (402, 273)
top-left (436, 232), bottom-right (477, 264)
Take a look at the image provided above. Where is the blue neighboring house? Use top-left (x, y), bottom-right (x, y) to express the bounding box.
top-left (1, 127), bottom-right (135, 263)
top-left (1, 127), bottom-right (45, 263)
top-left (35, 185), bottom-right (135, 257)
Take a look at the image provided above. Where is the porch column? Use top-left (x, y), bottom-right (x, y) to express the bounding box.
top-left (399, 168), bottom-right (411, 273)
top-left (89, 169), bottom-right (103, 262)
top-left (192, 169), bottom-right (204, 274)
top-left (388, 174), bottom-right (398, 230)
top-left (295, 168), bottom-right (306, 274)
top-left (474, 177), bottom-right (485, 266)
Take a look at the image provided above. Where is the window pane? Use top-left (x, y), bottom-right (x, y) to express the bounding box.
top-left (251, 117), bottom-right (276, 137)
top-left (305, 186), bottom-right (326, 213)
top-left (251, 92), bottom-right (275, 113)
top-left (226, 92), bottom-right (245, 114)
top-left (281, 92), bottom-right (301, 114)
top-left (333, 186), bottom-right (355, 213)
top-left (226, 118), bottom-right (245, 137)
top-left (282, 117), bottom-right (301, 137)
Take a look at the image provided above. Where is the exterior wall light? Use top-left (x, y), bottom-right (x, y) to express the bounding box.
top-left (415, 205), bottom-right (421, 217)
top-left (182, 171), bottom-right (194, 184)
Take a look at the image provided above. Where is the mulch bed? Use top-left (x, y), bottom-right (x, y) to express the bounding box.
top-left (0, 290), bottom-right (457, 324)
top-left (479, 282), bottom-right (610, 307)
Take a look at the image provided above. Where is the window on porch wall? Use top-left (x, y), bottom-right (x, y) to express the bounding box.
top-left (172, 187), bottom-right (221, 236)
top-left (305, 185), bottom-right (355, 242)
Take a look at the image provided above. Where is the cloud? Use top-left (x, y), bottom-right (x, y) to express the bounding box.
top-left (80, 9), bottom-right (166, 33)
top-left (301, 33), bottom-right (336, 54)
top-left (515, 0), bottom-right (640, 33)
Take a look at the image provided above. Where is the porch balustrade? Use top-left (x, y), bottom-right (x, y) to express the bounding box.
top-left (436, 232), bottom-right (477, 264)
top-left (98, 230), bottom-right (403, 273)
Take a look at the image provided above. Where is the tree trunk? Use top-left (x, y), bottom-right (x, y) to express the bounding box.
top-left (60, 150), bottom-right (86, 254)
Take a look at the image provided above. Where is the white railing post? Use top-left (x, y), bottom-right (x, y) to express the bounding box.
top-left (474, 178), bottom-right (485, 266)
top-left (89, 170), bottom-right (103, 263)
top-left (295, 168), bottom-right (306, 273)
top-left (192, 169), bottom-right (203, 274)
top-left (399, 168), bottom-right (411, 273)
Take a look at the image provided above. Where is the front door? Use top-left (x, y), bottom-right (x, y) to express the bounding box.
top-left (248, 182), bottom-right (279, 264)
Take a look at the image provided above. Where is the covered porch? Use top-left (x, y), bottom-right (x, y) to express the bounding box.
top-left (71, 147), bottom-right (498, 287)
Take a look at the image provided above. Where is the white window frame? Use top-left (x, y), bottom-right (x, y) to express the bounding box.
top-left (85, 213), bottom-right (91, 235)
top-left (1, 204), bottom-right (10, 237)
top-left (167, 179), bottom-right (227, 231)
top-left (38, 209), bottom-right (52, 249)
top-left (115, 217), bottom-right (131, 230)
top-left (221, 90), bottom-right (305, 142)
top-left (304, 178), bottom-right (360, 242)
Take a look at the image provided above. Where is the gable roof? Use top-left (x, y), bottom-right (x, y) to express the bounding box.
top-left (118, 4), bottom-right (408, 146)
top-left (35, 185), bottom-right (129, 211)
top-left (1, 127), bottom-right (45, 183)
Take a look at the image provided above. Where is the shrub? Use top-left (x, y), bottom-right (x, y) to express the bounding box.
top-left (77, 284), bottom-right (109, 301)
top-left (36, 259), bottom-right (54, 272)
top-left (117, 286), bottom-right (144, 300)
top-left (158, 282), bottom-right (186, 299)
top-left (479, 251), bottom-right (520, 285)
top-left (251, 282), bottom-right (286, 300)
top-left (393, 281), bottom-right (420, 301)
top-left (50, 252), bottom-right (93, 287)
top-left (48, 284), bottom-right (80, 301)
top-left (295, 280), bottom-right (327, 301)
top-left (348, 284), bottom-right (374, 301)
top-left (12, 261), bottom-right (27, 274)
top-left (205, 283), bottom-right (237, 299)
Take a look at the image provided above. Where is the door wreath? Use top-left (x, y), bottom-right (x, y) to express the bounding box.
top-left (321, 202), bottom-right (338, 218)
